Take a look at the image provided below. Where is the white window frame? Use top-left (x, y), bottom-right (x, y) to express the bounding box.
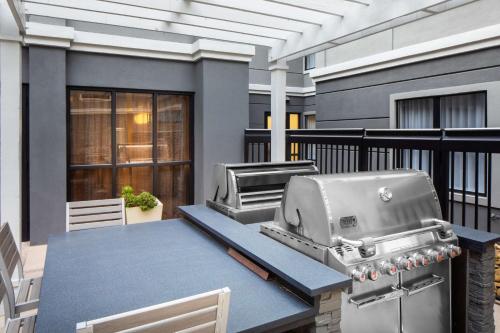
top-left (389, 81), bottom-right (500, 209)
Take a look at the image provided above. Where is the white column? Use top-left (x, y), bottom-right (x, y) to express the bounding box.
top-left (269, 59), bottom-right (288, 162)
top-left (0, 0), bottom-right (23, 245)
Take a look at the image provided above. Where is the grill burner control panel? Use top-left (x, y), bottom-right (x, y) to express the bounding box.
top-left (350, 244), bottom-right (461, 282)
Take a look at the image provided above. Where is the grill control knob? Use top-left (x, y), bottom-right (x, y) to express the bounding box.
top-left (352, 269), bottom-right (366, 282)
top-left (378, 261), bottom-right (397, 275)
top-left (426, 249), bottom-right (445, 263)
top-left (445, 245), bottom-right (462, 258)
top-left (392, 257), bottom-right (413, 271)
top-left (366, 268), bottom-right (379, 281)
top-left (410, 253), bottom-right (431, 267)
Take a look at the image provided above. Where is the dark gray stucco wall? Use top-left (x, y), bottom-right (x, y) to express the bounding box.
top-left (249, 94), bottom-right (315, 129)
top-left (26, 50), bottom-right (249, 243)
top-left (315, 46), bottom-right (500, 128)
top-left (29, 46), bottom-right (67, 245)
top-left (195, 59), bottom-right (249, 202)
top-left (67, 52), bottom-right (195, 91)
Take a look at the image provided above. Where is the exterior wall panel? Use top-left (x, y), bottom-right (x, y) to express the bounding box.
top-left (195, 59), bottom-right (249, 202)
top-left (315, 47), bottom-right (500, 127)
top-left (29, 46), bottom-right (67, 245)
top-left (67, 52), bottom-right (195, 91)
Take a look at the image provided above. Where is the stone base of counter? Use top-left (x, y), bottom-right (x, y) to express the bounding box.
top-left (309, 291), bottom-right (342, 333)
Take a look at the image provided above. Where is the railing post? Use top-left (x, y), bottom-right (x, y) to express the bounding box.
top-left (244, 130), bottom-right (249, 163)
top-left (358, 130), bottom-right (368, 171)
top-left (433, 129), bottom-right (449, 219)
top-left (285, 130), bottom-right (291, 161)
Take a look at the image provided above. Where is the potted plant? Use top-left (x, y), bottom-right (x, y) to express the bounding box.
top-left (121, 186), bottom-right (163, 224)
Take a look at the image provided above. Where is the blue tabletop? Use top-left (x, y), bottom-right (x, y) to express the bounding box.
top-left (452, 224), bottom-right (500, 253)
top-left (36, 220), bottom-right (314, 333)
top-left (179, 205), bottom-right (351, 296)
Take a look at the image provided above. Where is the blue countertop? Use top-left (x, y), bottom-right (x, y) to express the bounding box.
top-left (36, 220), bottom-right (315, 333)
top-left (452, 224), bottom-right (500, 253)
top-left (179, 205), bottom-right (351, 297)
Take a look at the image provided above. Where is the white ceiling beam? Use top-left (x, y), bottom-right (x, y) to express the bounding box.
top-left (186, 0), bottom-right (330, 26)
top-left (25, 0), bottom-right (292, 40)
top-left (269, 0), bottom-right (458, 61)
top-left (6, 0), bottom-right (26, 33)
top-left (24, 2), bottom-right (279, 47)
top-left (100, 0), bottom-right (310, 33)
top-left (264, 0), bottom-right (360, 17)
top-left (343, 0), bottom-right (371, 6)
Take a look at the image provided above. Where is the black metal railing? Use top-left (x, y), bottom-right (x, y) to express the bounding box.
top-left (244, 128), bottom-right (500, 233)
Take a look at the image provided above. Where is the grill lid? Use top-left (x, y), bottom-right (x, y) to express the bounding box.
top-left (281, 170), bottom-right (442, 247)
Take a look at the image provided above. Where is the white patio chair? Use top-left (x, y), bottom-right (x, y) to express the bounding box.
top-left (0, 269), bottom-right (36, 333)
top-left (76, 287), bottom-right (231, 333)
top-left (66, 198), bottom-right (125, 232)
top-left (0, 223), bottom-right (41, 318)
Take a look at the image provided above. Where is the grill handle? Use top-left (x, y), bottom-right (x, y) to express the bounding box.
top-left (401, 275), bottom-right (445, 296)
top-left (335, 219), bottom-right (453, 257)
top-left (349, 287), bottom-right (404, 309)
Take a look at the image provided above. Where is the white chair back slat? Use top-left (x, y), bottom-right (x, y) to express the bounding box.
top-left (76, 288), bottom-right (231, 333)
top-left (67, 198), bottom-right (125, 232)
top-left (0, 223), bottom-right (21, 319)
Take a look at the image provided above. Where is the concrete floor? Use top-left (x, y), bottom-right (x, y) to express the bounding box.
top-left (1, 244), bottom-right (499, 330)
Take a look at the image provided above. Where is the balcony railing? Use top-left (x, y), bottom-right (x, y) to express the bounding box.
top-left (244, 128), bottom-right (500, 233)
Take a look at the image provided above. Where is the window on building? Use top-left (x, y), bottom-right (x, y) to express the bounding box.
top-left (265, 112), bottom-right (300, 160)
top-left (69, 89), bottom-right (193, 218)
top-left (304, 54), bottom-right (316, 71)
top-left (397, 91), bottom-right (487, 193)
top-left (304, 114), bottom-right (316, 129)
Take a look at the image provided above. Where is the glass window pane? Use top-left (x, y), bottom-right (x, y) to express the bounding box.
top-left (116, 93), bottom-right (153, 164)
top-left (441, 93), bottom-right (487, 193)
top-left (70, 90), bottom-right (112, 165)
top-left (157, 95), bottom-right (190, 162)
top-left (158, 164), bottom-right (191, 219)
top-left (266, 115), bottom-right (272, 129)
top-left (397, 98), bottom-right (434, 129)
top-left (69, 169), bottom-right (112, 201)
top-left (117, 166), bottom-right (153, 195)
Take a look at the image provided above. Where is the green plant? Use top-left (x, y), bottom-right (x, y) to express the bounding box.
top-left (121, 186), bottom-right (158, 211)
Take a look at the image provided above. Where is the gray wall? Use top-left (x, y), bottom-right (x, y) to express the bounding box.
top-left (249, 94), bottom-right (315, 129)
top-left (67, 52), bottom-right (195, 91)
top-left (29, 46), bottom-right (67, 245)
top-left (249, 46), bottom-right (310, 88)
top-left (315, 46), bottom-right (500, 128)
top-left (26, 50), bottom-right (249, 244)
top-left (195, 59), bottom-right (249, 202)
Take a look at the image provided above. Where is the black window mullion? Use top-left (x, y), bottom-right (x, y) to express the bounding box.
top-left (111, 91), bottom-right (117, 197)
top-left (152, 93), bottom-right (159, 196)
top-left (433, 96), bottom-right (441, 128)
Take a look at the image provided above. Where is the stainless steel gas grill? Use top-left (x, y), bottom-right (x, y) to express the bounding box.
top-left (207, 161), bottom-right (319, 224)
top-left (260, 170), bottom-right (462, 333)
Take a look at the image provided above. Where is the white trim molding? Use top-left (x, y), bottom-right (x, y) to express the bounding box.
top-left (249, 84), bottom-right (316, 97)
top-left (23, 22), bottom-right (255, 63)
top-left (310, 23), bottom-right (500, 83)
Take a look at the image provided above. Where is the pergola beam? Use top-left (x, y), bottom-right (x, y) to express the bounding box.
top-left (25, 0), bottom-right (293, 41)
top-left (264, 0), bottom-right (365, 17)
top-left (24, 2), bottom-right (279, 47)
top-left (269, 0), bottom-right (459, 61)
top-left (6, 0), bottom-right (25, 33)
top-left (187, 0), bottom-right (330, 26)
top-left (101, 0), bottom-right (310, 33)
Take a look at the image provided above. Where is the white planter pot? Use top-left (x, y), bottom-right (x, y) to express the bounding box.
top-left (125, 200), bottom-right (163, 224)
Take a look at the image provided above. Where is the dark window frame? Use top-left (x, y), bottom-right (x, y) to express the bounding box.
top-left (396, 91), bottom-right (488, 196)
top-left (304, 54), bottom-right (316, 71)
top-left (66, 86), bottom-right (195, 209)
